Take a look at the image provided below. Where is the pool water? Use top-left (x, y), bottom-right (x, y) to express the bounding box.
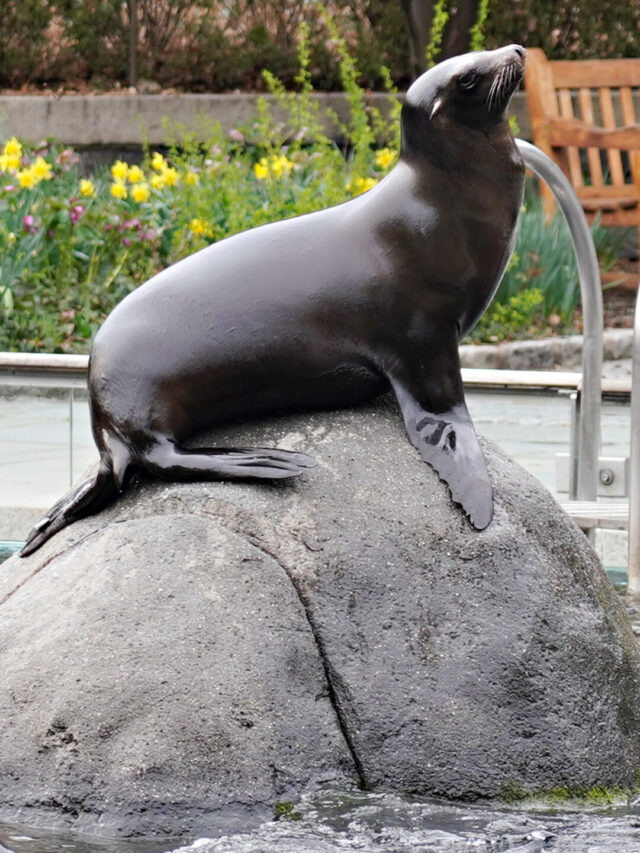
top-left (5, 790), bottom-right (640, 853)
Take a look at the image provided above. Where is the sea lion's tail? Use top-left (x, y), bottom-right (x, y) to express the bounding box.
top-left (20, 458), bottom-right (121, 557)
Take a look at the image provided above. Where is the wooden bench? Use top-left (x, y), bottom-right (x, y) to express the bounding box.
top-left (524, 48), bottom-right (640, 249)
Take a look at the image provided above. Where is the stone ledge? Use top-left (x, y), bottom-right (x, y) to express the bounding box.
top-left (0, 92), bottom-right (531, 147)
top-left (460, 329), bottom-right (633, 371)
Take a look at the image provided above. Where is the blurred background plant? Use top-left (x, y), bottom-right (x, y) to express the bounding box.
top-left (1, 0), bottom-right (637, 92)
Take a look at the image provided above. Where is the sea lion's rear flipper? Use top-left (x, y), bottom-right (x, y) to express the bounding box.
top-left (140, 440), bottom-right (317, 482)
top-left (21, 462), bottom-right (118, 557)
top-left (388, 345), bottom-right (492, 530)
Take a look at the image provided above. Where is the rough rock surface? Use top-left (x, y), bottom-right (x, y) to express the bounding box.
top-left (2, 395), bottom-right (640, 838)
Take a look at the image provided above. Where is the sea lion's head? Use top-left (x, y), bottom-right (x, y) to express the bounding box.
top-left (401, 45), bottom-right (525, 153)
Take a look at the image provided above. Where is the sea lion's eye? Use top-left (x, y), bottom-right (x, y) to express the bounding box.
top-left (458, 71), bottom-right (479, 91)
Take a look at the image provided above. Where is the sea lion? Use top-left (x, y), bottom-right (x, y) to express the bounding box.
top-left (21, 45), bottom-right (525, 557)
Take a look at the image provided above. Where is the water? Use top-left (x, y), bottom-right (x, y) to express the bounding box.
top-left (5, 791), bottom-right (640, 853)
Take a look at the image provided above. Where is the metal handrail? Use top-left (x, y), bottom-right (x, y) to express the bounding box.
top-left (628, 285), bottom-right (640, 593)
top-left (516, 139), bottom-right (603, 503)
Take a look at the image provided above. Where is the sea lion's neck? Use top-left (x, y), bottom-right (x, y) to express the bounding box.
top-left (401, 121), bottom-right (523, 189)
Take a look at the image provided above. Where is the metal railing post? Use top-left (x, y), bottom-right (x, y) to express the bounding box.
top-left (628, 283), bottom-right (640, 593)
top-left (515, 139), bottom-right (603, 503)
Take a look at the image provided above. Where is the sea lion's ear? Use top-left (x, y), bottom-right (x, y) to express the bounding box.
top-left (429, 97), bottom-right (443, 120)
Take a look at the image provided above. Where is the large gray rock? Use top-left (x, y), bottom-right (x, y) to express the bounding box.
top-left (2, 395), bottom-right (640, 838)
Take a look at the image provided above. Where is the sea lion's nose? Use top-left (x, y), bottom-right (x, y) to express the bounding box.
top-left (512, 45), bottom-right (525, 59)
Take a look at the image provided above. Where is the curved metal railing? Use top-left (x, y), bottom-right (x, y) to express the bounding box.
top-left (628, 286), bottom-right (640, 592)
top-left (515, 139), bottom-right (603, 503)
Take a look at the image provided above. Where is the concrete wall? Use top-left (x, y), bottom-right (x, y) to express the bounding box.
top-left (0, 91), bottom-right (531, 149)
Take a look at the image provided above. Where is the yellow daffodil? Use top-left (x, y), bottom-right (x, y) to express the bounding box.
top-left (3, 137), bottom-right (22, 158)
top-left (111, 160), bottom-right (129, 181)
top-left (16, 169), bottom-right (36, 189)
top-left (0, 153), bottom-right (19, 173)
top-left (161, 166), bottom-right (179, 187)
top-left (149, 173), bottom-right (165, 190)
top-left (374, 148), bottom-right (395, 170)
top-left (110, 181), bottom-right (127, 199)
top-left (184, 171), bottom-right (200, 185)
top-left (253, 158), bottom-right (269, 180)
top-left (127, 164), bottom-right (145, 183)
top-left (151, 151), bottom-right (166, 171)
top-left (270, 155), bottom-right (293, 178)
top-left (346, 176), bottom-right (378, 195)
top-left (131, 182), bottom-right (150, 203)
top-left (31, 156), bottom-right (53, 182)
top-left (189, 218), bottom-right (212, 236)
top-left (79, 179), bottom-right (95, 197)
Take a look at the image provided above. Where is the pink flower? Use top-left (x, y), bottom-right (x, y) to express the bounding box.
top-left (122, 237), bottom-right (131, 247)
top-left (56, 148), bottom-right (79, 168)
top-left (69, 204), bottom-right (84, 222)
top-left (22, 214), bottom-right (37, 233)
top-left (123, 218), bottom-right (141, 230)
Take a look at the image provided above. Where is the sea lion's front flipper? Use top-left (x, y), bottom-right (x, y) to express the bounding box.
top-left (388, 346), bottom-right (492, 530)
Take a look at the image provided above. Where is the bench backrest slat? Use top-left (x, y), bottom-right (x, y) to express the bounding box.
top-left (550, 58), bottom-right (640, 89)
top-left (578, 87), bottom-right (604, 186)
top-left (598, 87), bottom-right (625, 184)
top-left (557, 88), bottom-right (583, 186)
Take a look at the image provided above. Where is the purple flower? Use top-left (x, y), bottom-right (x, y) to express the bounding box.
top-left (228, 128), bottom-right (244, 143)
top-left (123, 218), bottom-right (141, 230)
top-left (22, 214), bottom-right (37, 234)
top-left (140, 229), bottom-right (156, 241)
top-left (69, 204), bottom-right (84, 222)
top-left (122, 237), bottom-right (131, 247)
top-left (3, 184), bottom-right (15, 192)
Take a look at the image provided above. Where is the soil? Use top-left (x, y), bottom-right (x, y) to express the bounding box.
top-left (602, 258), bottom-right (639, 329)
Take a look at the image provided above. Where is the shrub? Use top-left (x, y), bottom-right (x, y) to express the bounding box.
top-left (0, 0), bottom-right (58, 86)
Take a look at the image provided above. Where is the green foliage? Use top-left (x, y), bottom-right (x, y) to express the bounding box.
top-left (273, 801), bottom-right (302, 821)
top-left (469, 0), bottom-right (491, 51)
top-left (470, 288), bottom-right (545, 342)
top-left (484, 0), bottom-right (640, 60)
top-left (56, 0), bottom-right (128, 81)
top-left (425, 0), bottom-right (451, 68)
top-left (0, 0), bottom-right (57, 86)
top-left (500, 779), bottom-right (640, 806)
